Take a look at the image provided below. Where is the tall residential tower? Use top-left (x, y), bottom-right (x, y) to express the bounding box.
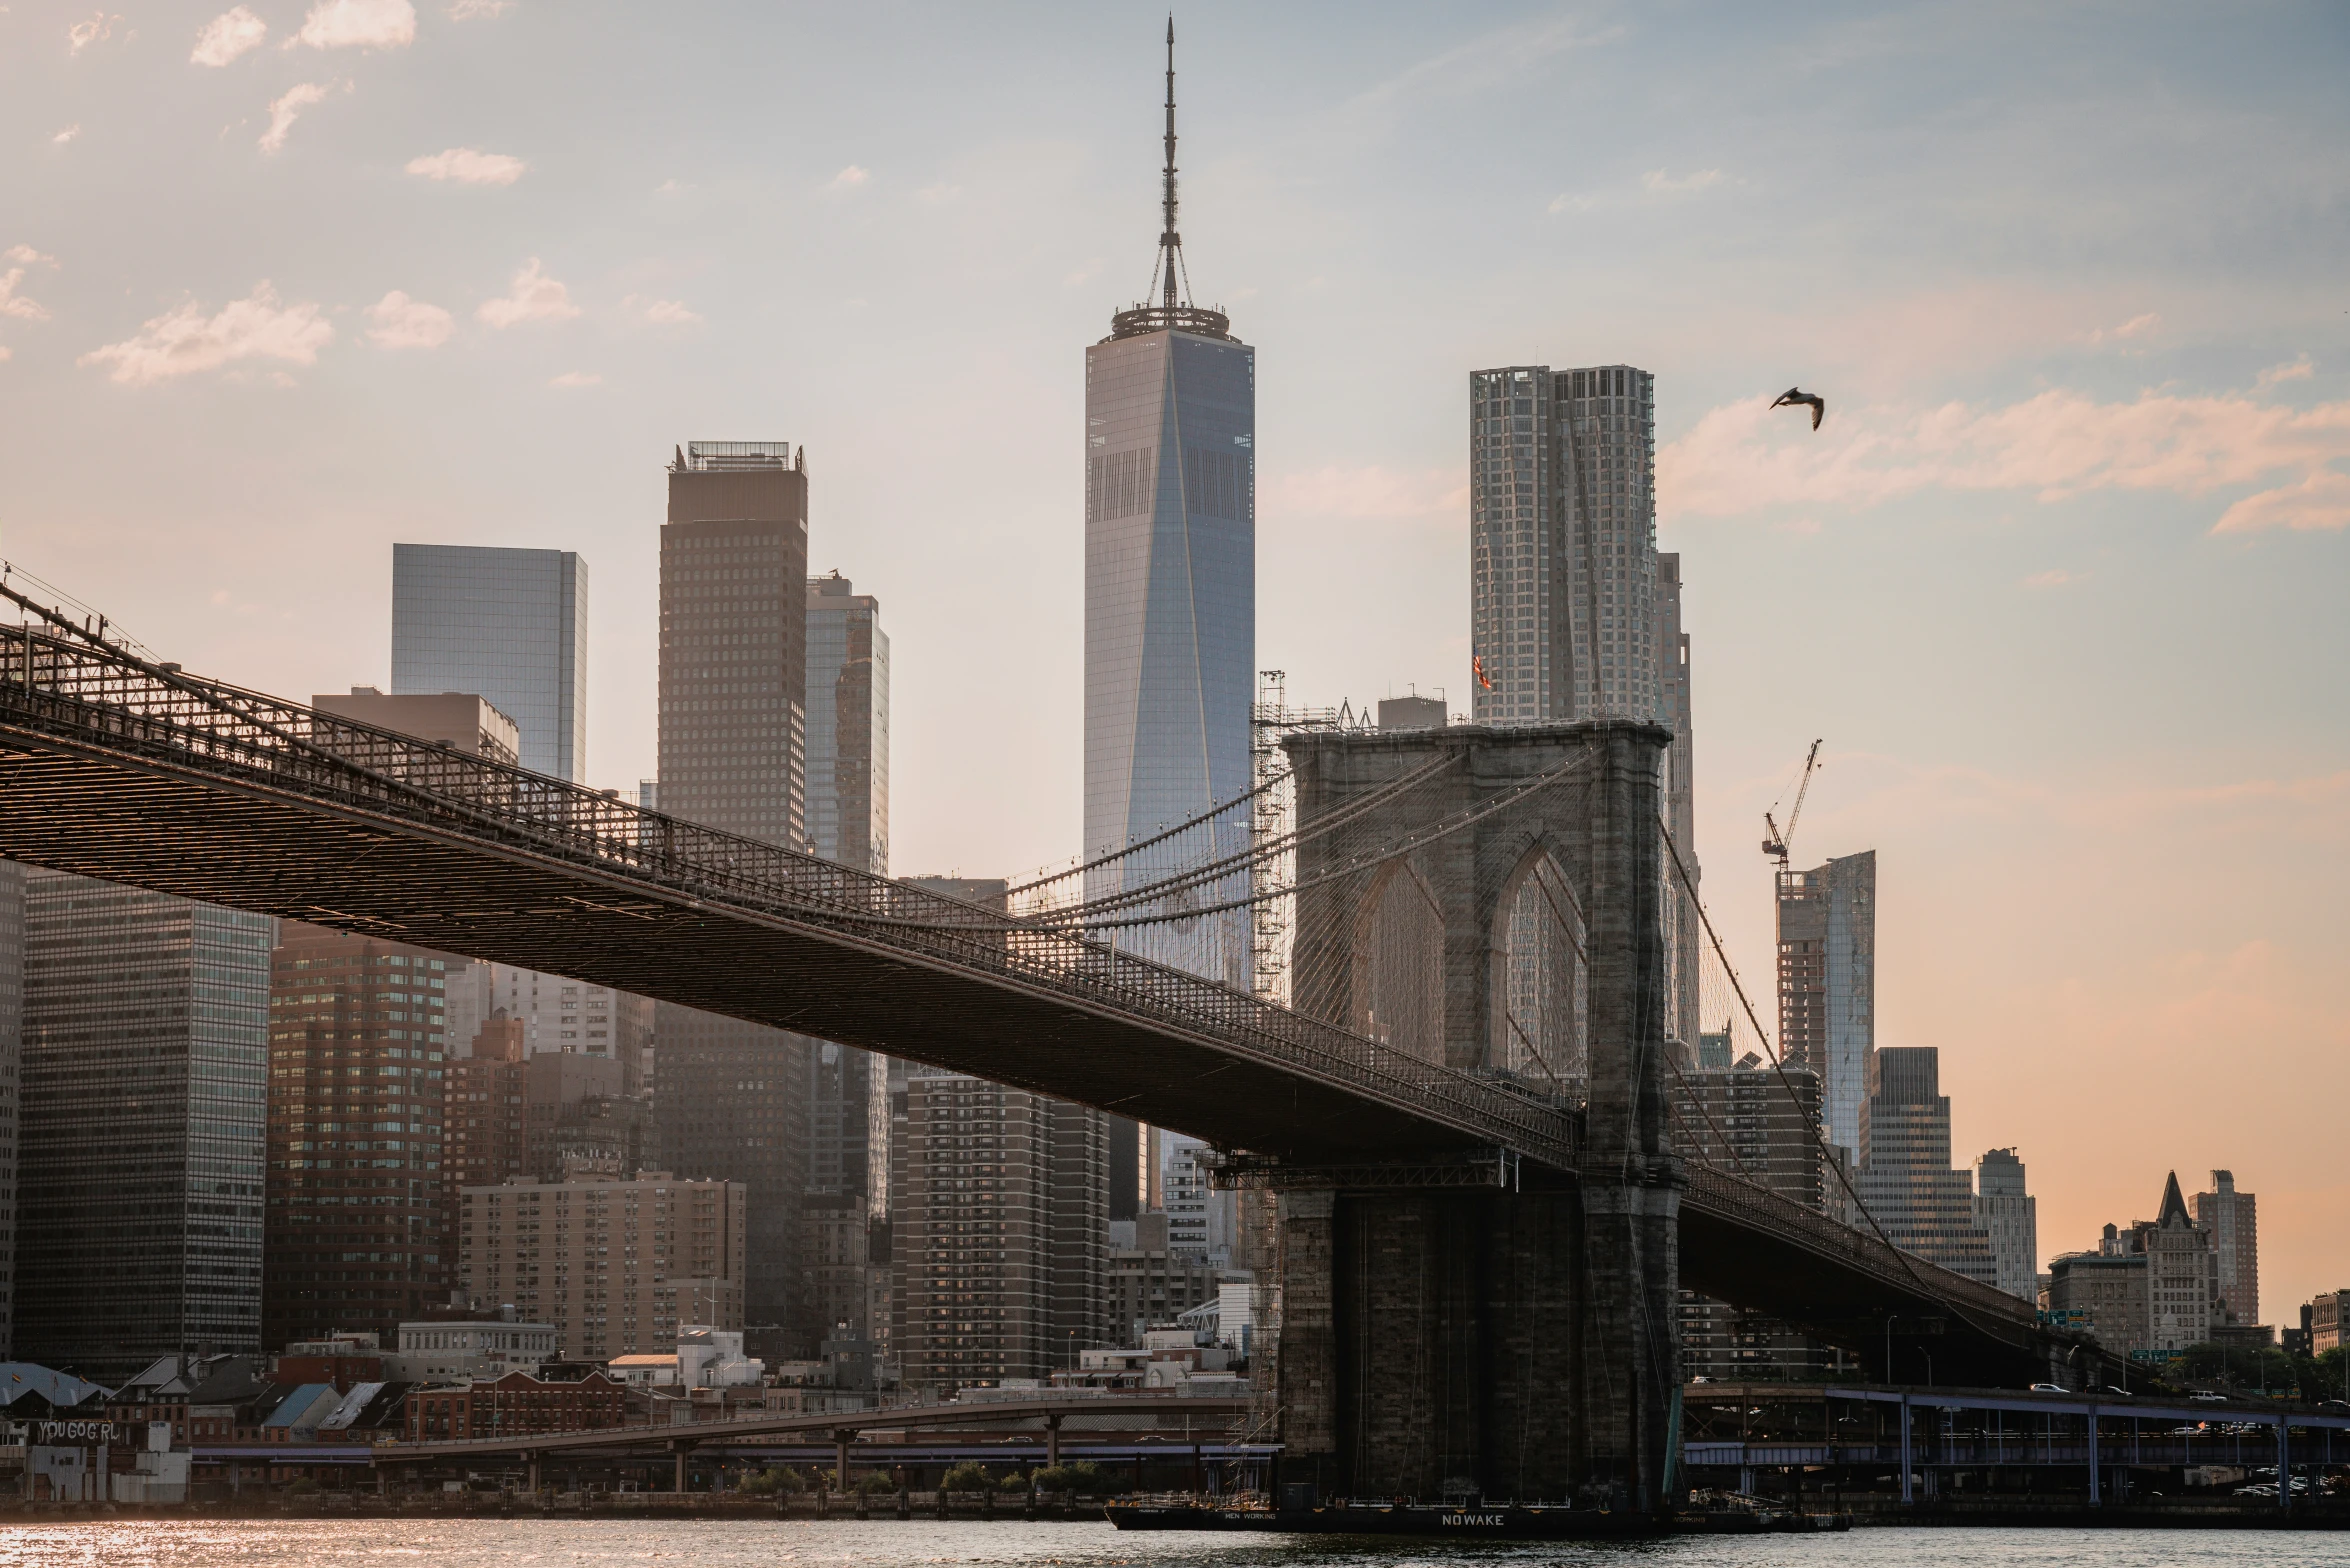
top-left (1467, 365), bottom-right (1659, 722)
top-left (1778, 849), bottom-right (1876, 1158)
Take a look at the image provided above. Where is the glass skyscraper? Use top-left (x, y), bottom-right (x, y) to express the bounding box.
top-left (1083, 31), bottom-right (1254, 990)
top-left (803, 573), bottom-right (891, 1342)
top-left (18, 872), bottom-right (270, 1381)
top-left (391, 543), bottom-right (588, 781)
top-left (804, 572), bottom-right (889, 875)
top-left (1778, 849), bottom-right (1876, 1159)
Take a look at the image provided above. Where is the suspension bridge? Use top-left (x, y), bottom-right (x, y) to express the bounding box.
top-left (0, 585), bottom-right (2076, 1513)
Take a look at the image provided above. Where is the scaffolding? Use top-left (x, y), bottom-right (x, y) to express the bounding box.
top-left (1246, 671), bottom-right (1366, 1007)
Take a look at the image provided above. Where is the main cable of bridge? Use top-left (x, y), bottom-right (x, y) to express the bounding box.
top-left (1657, 812), bottom-right (2016, 1349)
top-left (1056, 750), bottom-right (1600, 935)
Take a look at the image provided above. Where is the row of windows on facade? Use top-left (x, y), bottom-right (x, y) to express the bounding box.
top-left (1084, 446), bottom-right (1252, 524)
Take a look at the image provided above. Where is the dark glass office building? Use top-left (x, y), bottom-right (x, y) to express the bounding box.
top-left (263, 922), bottom-right (453, 1350)
top-left (17, 872), bottom-right (270, 1382)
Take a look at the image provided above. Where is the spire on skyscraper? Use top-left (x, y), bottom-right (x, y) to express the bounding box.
top-left (1110, 18), bottom-right (1230, 342)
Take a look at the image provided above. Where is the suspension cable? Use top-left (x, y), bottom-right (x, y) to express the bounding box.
top-left (1055, 753), bottom-right (1600, 933)
top-left (1656, 813), bottom-right (2010, 1346)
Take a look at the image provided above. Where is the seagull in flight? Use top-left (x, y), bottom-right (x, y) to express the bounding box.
top-left (1770, 386), bottom-right (1826, 430)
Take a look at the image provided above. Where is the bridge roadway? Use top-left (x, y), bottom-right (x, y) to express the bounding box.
top-left (0, 619), bottom-right (2040, 1369)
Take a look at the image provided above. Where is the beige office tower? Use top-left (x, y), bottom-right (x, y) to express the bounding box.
top-left (1467, 364), bottom-right (1658, 723)
top-left (459, 1171), bottom-right (747, 1361)
top-left (1973, 1147), bottom-right (2040, 1302)
top-left (2192, 1169), bottom-right (2259, 1328)
top-left (660, 441), bottom-right (809, 841)
top-left (655, 440), bottom-right (814, 1338)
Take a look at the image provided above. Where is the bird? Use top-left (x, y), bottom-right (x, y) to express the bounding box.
top-left (1770, 386), bottom-right (1826, 430)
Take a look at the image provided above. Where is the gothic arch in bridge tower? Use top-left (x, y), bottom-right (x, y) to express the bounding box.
top-left (1276, 721), bottom-right (1681, 1508)
top-left (1486, 837), bottom-right (1588, 1082)
top-left (1349, 857), bottom-right (1446, 1064)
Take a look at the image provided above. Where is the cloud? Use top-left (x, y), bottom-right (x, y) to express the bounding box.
top-left (53, 125), bottom-right (82, 145)
top-left (548, 370), bottom-right (600, 387)
top-left (1659, 385), bottom-right (2350, 538)
top-left (1641, 167), bottom-right (1724, 196)
top-left (67, 12), bottom-right (118, 55)
top-left (364, 289), bottom-right (453, 349)
top-left (446, 0), bottom-right (511, 15)
top-left (295, 0), bottom-right (415, 51)
top-left (191, 7), bottom-right (267, 65)
top-left (0, 348), bottom-right (11, 362)
top-left (2258, 355), bottom-right (2315, 388)
top-left (2022, 568), bottom-right (2084, 589)
top-left (623, 294), bottom-right (702, 328)
top-left (405, 147), bottom-right (527, 185)
top-left (1263, 465), bottom-right (1467, 524)
top-left (2211, 468), bottom-right (2350, 535)
top-left (2085, 311), bottom-right (2160, 346)
top-left (1552, 167), bottom-right (1727, 215)
top-left (1346, 13), bottom-right (1618, 119)
top-left (78, 281), bottom-right (333, 385)
top-left (476, 258), bottom-right (580, 327)
top-left (0, 268), bottom-right (52, 322)
top-left (260, 82), bottom-right (342, 154)
top-left (825, 165), bottom-right (870, 192)
top-left (3, 245), bottom-right (57, 266)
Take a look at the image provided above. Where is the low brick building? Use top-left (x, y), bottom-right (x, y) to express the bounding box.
top-left (404, 1369), bottom-right (623, 1441)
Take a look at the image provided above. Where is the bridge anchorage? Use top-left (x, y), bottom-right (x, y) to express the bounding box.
top-left (0, 581), bottom-right (2078, 1521)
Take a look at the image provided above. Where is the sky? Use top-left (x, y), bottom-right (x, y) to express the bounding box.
top-left (3, 2), bottom-right (2347, 1316)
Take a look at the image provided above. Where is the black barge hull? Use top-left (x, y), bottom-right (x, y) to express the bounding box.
top-left (1107, 1502), bottom-right (1663, 1538)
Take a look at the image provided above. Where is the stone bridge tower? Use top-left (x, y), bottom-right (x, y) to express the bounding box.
top-left (1267, 719), bottom-right (1681, 1510)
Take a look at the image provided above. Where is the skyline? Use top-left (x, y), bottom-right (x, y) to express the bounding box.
top-left (1, 2), bottom-right (2346, 1314)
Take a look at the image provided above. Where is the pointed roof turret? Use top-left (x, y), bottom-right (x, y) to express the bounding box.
top-left (2158, 1169), bottom-right (2193, 1228)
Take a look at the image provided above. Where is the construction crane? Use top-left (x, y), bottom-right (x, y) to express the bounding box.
top-left (1761, 738), bottom-right (1823, 868)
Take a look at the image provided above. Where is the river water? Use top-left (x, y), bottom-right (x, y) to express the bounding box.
top-left (0, 1520), bottom-right (2339, 1568)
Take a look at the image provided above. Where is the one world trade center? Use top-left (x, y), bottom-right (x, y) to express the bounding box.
top-left (1083, 24), bottom-right (1254, 991)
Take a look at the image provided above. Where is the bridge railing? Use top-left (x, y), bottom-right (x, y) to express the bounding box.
top-left (0, 625), bottom-right (1578, 1166)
